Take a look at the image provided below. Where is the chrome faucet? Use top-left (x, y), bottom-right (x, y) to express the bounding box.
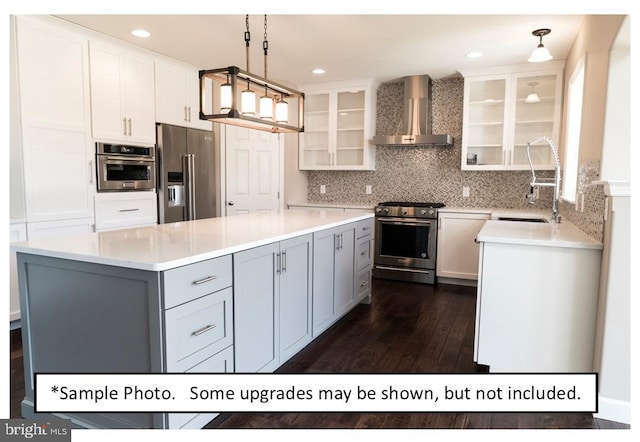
top-left (526, 136), bottom-right (562, 223)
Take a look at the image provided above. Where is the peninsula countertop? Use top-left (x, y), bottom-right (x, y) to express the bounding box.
top-left (476, 219), bottom-right (603, 250)
top-left (11, 209), bottom-right (374, 271)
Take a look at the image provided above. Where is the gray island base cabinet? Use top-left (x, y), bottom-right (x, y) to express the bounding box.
top-left (14, 210), bottom-right (373, 429)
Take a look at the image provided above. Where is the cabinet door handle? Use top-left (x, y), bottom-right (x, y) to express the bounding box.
top-left (123, 117), bottom-right (127, 135)
top-left (191, 324), bottom-right (217, 336)
top-left (119, 208), bottom-right (140, 213)
top-left (184, 106), bottom-right (188, 122)
top-left (276, 252), bottom-right (282, 274)
top-left (192, 275), bottom-right (218, 285)
top-left (335, 235), bottom-right (340, 251)
top-left (128, 118), bottom-right (132, 136)
top-left (88, 160), bottom-right (94, 184)
top-left (282, 250), bottom-right (287, 273)
top-left (188, 106), bottom-right (192, 122)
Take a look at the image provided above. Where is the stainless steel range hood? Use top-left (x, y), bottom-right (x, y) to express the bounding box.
top-left (372, 75), bottom-right (454, 146)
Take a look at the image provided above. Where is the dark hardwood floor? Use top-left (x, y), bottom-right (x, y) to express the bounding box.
top-left (10, 278), bottom-right (629, 430)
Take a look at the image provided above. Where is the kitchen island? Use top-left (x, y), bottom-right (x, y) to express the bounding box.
top-left (474, 219), bottom-right (603, 373)
top-left (12, 209), bottom-right (374, 429)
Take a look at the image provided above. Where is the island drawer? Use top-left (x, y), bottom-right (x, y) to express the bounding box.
top-left (356, 218), bottom-right (373, 239)
top-left (357, 268), bottom-right (371, 300)
top-left (356, 237), bottom-right (371, 271)
top-left (164, 287), bottom-right (233, 372)
top-left (163, 255), bottom-right (232, 309)
top-left (166, 345), bottom-right (234, 429)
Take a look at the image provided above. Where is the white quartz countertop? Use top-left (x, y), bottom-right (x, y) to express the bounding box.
top-left (11, 209), bottom-right (374, 271)
top-left (477, 219), bottom-right (603, 250)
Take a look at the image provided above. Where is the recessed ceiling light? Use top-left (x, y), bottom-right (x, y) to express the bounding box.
top-left (131, 29), bottom-right (151, 38)
top-left (466, 51), bottom-right (483, 59)
top-left (312, 68), bottom-right (326, 75)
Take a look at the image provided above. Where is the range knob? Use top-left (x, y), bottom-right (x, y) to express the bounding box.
top-left (420, 209), bottom-right (427, 215)
top-left (429, 209), bottom-right (435, 216)
top-left (383, 208), bottom-right (389, 214)
top-left (402, 209), bottom-right (408, 215)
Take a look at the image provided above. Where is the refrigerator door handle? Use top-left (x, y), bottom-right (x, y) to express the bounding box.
top-left (183, 154), bottom-right (196, 221)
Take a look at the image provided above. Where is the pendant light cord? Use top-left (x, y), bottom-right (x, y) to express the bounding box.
top-left (263, 15), bottom-right (269, 80)
top-left (244, 14), bottom-right (251, 73)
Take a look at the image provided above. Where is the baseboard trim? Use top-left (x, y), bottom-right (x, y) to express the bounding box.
top-left (594, 395), bottom-right (631, 425)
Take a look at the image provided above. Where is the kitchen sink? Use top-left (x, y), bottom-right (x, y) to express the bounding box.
top-left (496, 217), bottom-right (548, 223)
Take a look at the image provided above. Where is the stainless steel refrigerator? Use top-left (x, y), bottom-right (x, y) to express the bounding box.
top-left (156, 123), bottom-right (217, 223)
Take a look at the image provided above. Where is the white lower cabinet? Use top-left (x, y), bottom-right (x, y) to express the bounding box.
top-left (26, 218), bottom-right (95, 240)
top-left (94, 192), bottom-right (158, 232)
top-left (475, 240), bottom-right (601, 372)
top-left (233, 234), bottom-right (313, 373)
top-left (436, 211), bottom-right (491, 281)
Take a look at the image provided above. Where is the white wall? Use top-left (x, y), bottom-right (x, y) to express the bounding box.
top-left (10, 16), bottom-right (26, 221)
top-left (599, 16), bottom-right (630, 182)
top-left (591, 15), bottom-right (631, 425)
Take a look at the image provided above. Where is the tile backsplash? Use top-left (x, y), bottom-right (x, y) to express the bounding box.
top-left (306, 77), bottom-right (604, 241)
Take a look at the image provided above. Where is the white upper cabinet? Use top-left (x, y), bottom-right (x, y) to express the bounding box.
top-left (460, 62), bottom-right (563, 171)
top-left (299, 79), bottom-right (377, 170)
top-left (89, 39), bottom-right (156, 144)
top-left (155, 60), bottom-right (212, 130)
top-left (15, 16), bottom-right (95, 224)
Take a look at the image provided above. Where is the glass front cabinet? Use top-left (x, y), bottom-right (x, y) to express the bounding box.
top-left (460, 62), bottom-right (564, 170)
top-left (299, 79), bottom-right (377, 170)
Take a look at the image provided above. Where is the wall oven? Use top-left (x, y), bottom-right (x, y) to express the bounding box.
top-left (373, 202), bottom-right (444, 284)
top-left (96, 143), bottom-right (156, 192)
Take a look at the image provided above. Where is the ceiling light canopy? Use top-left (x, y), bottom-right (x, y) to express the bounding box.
top-left (528, 28), bottom-right (553, 63)
top-left (199, 15), bottom-right (304, 133)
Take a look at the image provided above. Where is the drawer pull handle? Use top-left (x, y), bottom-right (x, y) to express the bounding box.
top-left (191, 324), bottom-right (216, 336)
top-left (192, 275), bottom-right (218, 285)
top-left (119, 208), bottom-right (140, 212)
top-left (360, 251), bottom-right (367, 256)
top-left (360, 280), bottom-right (369, 287)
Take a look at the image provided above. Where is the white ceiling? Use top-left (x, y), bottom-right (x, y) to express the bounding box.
top-left (55, 14), bottom-right (585, 86)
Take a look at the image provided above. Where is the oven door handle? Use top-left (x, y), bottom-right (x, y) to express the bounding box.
top-left (376, 218), bottom-right (434, 226)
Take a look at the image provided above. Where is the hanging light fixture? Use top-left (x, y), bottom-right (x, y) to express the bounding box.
top-left (528, 28), bottom-right (553, 63)
top-left (199, 15), bottom-right (304, 133)
top-left (525, 81), bottom-right (541, 103)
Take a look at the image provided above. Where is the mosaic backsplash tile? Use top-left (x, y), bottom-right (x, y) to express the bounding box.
top-left (306, 77), bottom-right (604, 241)
top-left (559, 161), bottom-right (605, 242)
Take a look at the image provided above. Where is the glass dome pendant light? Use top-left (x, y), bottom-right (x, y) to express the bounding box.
top-left (240, 15), bottom-right (256, 116)
top-left (528, 28), bottom-right (553, 63)
top-left (525, 81), bottom-right (541, 103)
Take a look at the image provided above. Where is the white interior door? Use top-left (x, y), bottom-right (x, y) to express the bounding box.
top-left (224, 125), bottom-right (282, 216)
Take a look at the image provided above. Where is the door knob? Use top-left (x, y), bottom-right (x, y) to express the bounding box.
top-left (228, 201), bottom-right (235, 206)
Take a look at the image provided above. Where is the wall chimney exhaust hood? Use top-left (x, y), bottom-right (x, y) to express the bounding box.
top-left (372, 75), bottom-right (454, 146)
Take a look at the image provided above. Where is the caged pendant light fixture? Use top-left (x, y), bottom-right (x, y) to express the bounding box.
top-left (528, 28), bottom-right (553, 63)
top-left (199, 15), bottom-right (304, 133)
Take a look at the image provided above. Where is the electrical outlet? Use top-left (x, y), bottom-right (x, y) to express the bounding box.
top-left (463, 186), bottom-right (470, 198)
top-left (365, 185), bottom-right (372, 194)
top-left (320, 185), bottom-right (326, 194)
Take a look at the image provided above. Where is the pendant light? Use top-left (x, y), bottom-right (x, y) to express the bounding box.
top-left (528, 28), bottom-right (553, 63)
top-left (240, 15), bottom-right (256, 116)
top-left (220, 74), bottom-right (233, 113)
top-left (259, 16), bottom-right (274, 120)
top-left (525, 81), bottom-right (541, 103)
top-left (199, 15), bottom-right (305, 133)
top-left (275, 96), bottom-right (289, 123)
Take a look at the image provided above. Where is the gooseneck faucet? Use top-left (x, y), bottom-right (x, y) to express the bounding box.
top-left (526, 136), bottom-right (562, 223)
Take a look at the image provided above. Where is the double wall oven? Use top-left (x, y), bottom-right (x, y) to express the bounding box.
top-left (96, 142), bottom-right (156, 192)
top-left (373, 202), bottom-right (444, 284)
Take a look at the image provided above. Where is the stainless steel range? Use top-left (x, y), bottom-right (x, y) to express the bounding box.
top-left (373, 201), bottom-right (445, 284)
